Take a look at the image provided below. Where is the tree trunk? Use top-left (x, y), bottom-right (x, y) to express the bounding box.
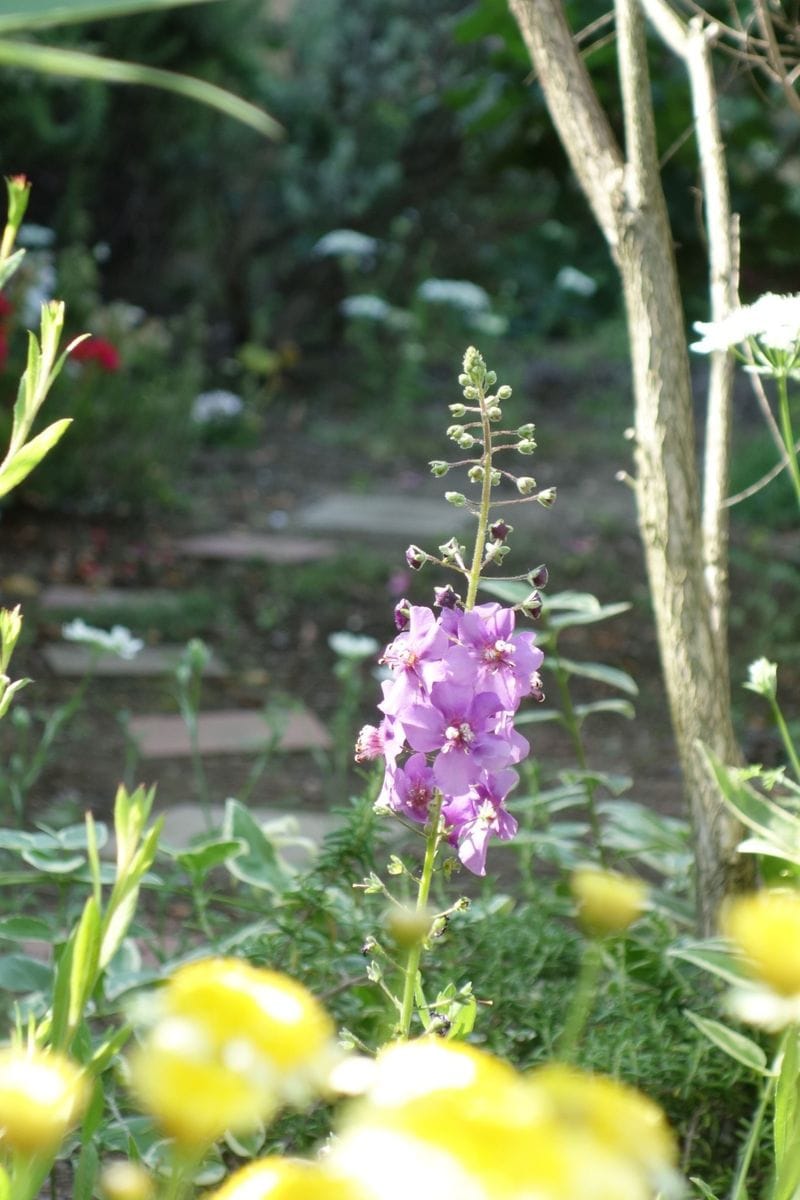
top-left (507, 0), bottom-right (752, 931)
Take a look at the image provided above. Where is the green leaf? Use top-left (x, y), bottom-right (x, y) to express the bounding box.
top-left (0, 0), bottom-right (223, 31)
top-left (669, 939), bottom-right (752, 987)
top-left (0, 246), bottom-right (24, 289)
top-left (575, 698), bottom-right (636, 720)
top-left (174, 838), bottom-right (245, 876)
top-left (20, 847), bottom-right (85, 873)
top-left (0, 1164), bottom-right (9, 1200)
top-left (224, 799), bottom-right (292, 894)
top-left (689, 1177), bottom-right (721, 1200)
top-left (69, 895), bottom-right (101, 1034)
top-left (548, 602), bottom-right (631, 631)
top-left (556, 658), bottom-right (638, 696)
top-left (0, 952), bottom-right (51, 991)
top-left (0, 915), bottom-right (53, 940)
top-left (224, 1123), bottom-right (266, 1159)
top-left (775, 1027), bottom-right (800, 1179)
top-left (0, 418), bottom-right (72, 498)
top-left (72, 1139), bottom-right (99, 1200)
top-left (0, 40), bottom-right (282, 139)
top-left (684, 1010), bottom-right (770, 1075)
top-left (702, 745), bottom-right (800, 862)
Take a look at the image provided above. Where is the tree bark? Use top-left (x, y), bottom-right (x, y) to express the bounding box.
top-left (507, 0), bottom-right (752, 931)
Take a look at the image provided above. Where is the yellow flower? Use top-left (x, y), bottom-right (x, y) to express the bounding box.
top-left (722, 890), bottom-right (800, 996)
top-left (329, 1040), bottom-right (679, 1200)
top-left (571, 867), bottom-right (647, 937)
top-left (208, 1156), bottom-right (362, 1199)
top-left (100, 1160), bottom-right (155, 1200)
top-left (129, 957), bottom-right (335, 1147)
top-left (0, 1045), bottom-right (88, 1155)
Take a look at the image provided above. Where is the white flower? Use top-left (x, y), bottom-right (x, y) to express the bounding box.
top-left (313, 229), bottom-right (379, 260)
top-left (469, 311), bottom-right (507, 337)
top-left (555, 265), bottom-right (598, 298)
top-left (743, 657), bottom-right (778, 700)
top-left (416, 279), bottom-right (491, 313)
top-left (191, 390), bottom-right (244, 424)
top-left (691, 293), bottom-right (800, 356)
top-left (340, 294), bottom-right (393, 322)
top-left (328, 632), bottom-right (380, 660)
top-left (726, 983), bottom-right (800, 1032)
top-left (62, 619), bottom-right (143, 660)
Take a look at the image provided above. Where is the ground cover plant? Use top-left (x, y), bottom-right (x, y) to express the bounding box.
top-left (0, 2), bottom-right (799, 1199)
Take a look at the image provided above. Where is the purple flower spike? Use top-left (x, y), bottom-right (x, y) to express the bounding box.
top-left (380, 606), bottom-right (450, 716)
top-left (403, 681), bottom-right (513, 797)
top-left (446, 601), bottom-right (544, 710)
top-left (444, 768), bottom-right (519, 876)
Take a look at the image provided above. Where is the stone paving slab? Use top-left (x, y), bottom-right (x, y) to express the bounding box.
top-left (40, 585), bottom-right (181, 612)
top-left (42, 643), bottom-right (227, 678)
top-left (128, 707), bottom-right (331, 758)
top-left (175, 532), bottom-right (336, 564)
top-left (156, 803), bottom-right (338, 869)
top-left (296, 492), bottom-right (471, 537)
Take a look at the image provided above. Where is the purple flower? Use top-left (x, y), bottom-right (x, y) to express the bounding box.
top-left (401, 681), bottom-right (514, 796)
top-left (355, 715), bottom-right (403, 764)
top-left (445, 602), bottom-right (544, 710)
top-left (384, 753), bottom-right (438, 824)
top-left (443, 768), bottom-right (519, 875)
top-left (380, 606), bottom-right (450, 716)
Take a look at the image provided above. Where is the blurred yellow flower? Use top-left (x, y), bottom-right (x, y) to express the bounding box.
top-left (329, 1039), bottom-right (679, 1200)
top-left (100, 1160), bottom-right (155, 1200)
top-left (571, 867), bottom-right (647, 937)
top-left (208, 1156), bottom-right (362, 1199)
top-left (129, 957), bottom-right (335, 1147)
top-left (0, 1045), bottom-right (88, 1154)
top-left (723, 890), bottom-right (800, 997)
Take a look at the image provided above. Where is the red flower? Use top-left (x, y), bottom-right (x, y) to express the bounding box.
top-left (71, 337), bottom-right (121, 372)
top-left (0, 295), bottom-right (14, 319)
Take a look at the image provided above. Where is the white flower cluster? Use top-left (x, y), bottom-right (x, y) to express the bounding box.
top-left (555, 265), bottom-right (598, 298)
top-left (340, 294), bottom-right (393, 322)
top-left (62, 619), bottom-right (143, 660)
top-left (416, 278), bottom-right (491, 313)
top-left (313, 229), bottom-right (379, 261)
top-left (191, 390), bottom-right (244, 424)
top-left (691, 292), bottom-right (800, 365)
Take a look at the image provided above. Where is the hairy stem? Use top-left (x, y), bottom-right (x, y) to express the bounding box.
top-left (398, 794), bottom-right (443, 1038)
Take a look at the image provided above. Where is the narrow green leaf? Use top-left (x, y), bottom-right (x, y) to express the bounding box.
top-left (0, 418), bottom-right (72, 497)
top-left (174, 838), bottom-right (245, 876)
top-left (575, 698), bottom-right (636, 720)
top-left (548, 602), bottom-right (631, 630)
top-left (689, 1177), bottom-right (721, 1200)
top-left (72, 1140), bottom-right (99, 1200)
top-left (556, 657), bottom-right (638, 696)
top-left (0, 952), bottom-right (51, 991)
top-left (684, 1010), bottom-right (770, 1075)
top-left (20, 846), bottom-right (84, 873)
top-left (0, 915), bottom-right (53, 940)
top-left (68, 895), bottom-right (101, 1033)
top-left (0, 40), bottom-right (282, 139)
top-left (669, 939), bottom-right (752, 987)
top-left (0, 246), bottom-right (24, 288)
top-left (775, 1027), bottom-right (800, 1178)
top-left (0, 1164), bottom-right (10, 1200)
top-left (0, 0), bottom-right (223, 32)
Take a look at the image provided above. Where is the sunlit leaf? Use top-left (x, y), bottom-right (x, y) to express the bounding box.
top-left (0, 0), bottom-right (221, 31)
top-left (0, 39), bottom-right (282, 138)
top-left (0, 418), bottom-right (72, 497)
top-left (684, 1010), bottom-right (770, 1075)
top-left (556, 658), bottom-right (638, 695)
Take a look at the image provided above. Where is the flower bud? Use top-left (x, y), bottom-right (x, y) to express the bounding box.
top-left (517, 438), bottom-right (537, 455)
top-left (744, 657), bottom-right (778, 701)
top-left (497, 385), bottom-right (512, 400)
top-left (433, 585), bottom-right (461, 610)
top-left (446, 424), bottom-right (465, 440)
top-left (5, 174), bottom-right (31, 234)
top-left (486, 370), bottom-right (497, 386)
top-left (529, 671), bottom-right (545, 702)
top-left (517, 423), bottom-right (536, 437)
top-left (571, 868), bottom-right (647, 938)
top-left (438, 537), bottom-right (464, 563)
top-left (516, 476), bottom-right (537, 496)
top-left (393, 598), bottom-right (411, 631)
top-left (445, 491), bottom-right (467, 507)
top-left (405, 545), bottom-right (427, 571)
top-left (528, 564), bottom-right (549, 589)
top-left (449, 403), bottom-right (467, 417)
top-left (520, 590), bottom-right (543, 620)
top-left (457, 433), bottom-right (475, 449)
top-left (490, 469), bottom-right (502, 485)
top-left (490, 520), bottom-right (512, 542)
top-left (100, 1161), bottom-right (155, 1200)
top-left (457, 374), bottom-right (470, 387)
top-left (429, 460), bottom-right (450, 477)
top-left (385, 905), bottom-right (433, 949)
top-left (468, 465), bottom-right (484, 483)
top-left (536, 487), bottom-right (557, 508)
top-left (462, 386), bottom-right (479, 400)
top-left (487, 406), bottom-right (502, 421)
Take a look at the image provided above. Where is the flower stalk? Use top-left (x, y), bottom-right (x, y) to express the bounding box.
top-left (398, 793), bottom-right (443, 1038)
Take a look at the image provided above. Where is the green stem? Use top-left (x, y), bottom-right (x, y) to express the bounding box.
top-left (776, 372), bottom-right (800, 509)
top-left (556, 938), bottom-right (603, 1063)
top-left (769, 694), bottom-right (800, 785)
top-left (398, 795), bottom-right (443, 1038)
top-left (730, 1054), bottom-right (779, 1200)
top-left (552, 653), bottom-right (608, 866)
top-left (465, 388), bottom-right (494, 611)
